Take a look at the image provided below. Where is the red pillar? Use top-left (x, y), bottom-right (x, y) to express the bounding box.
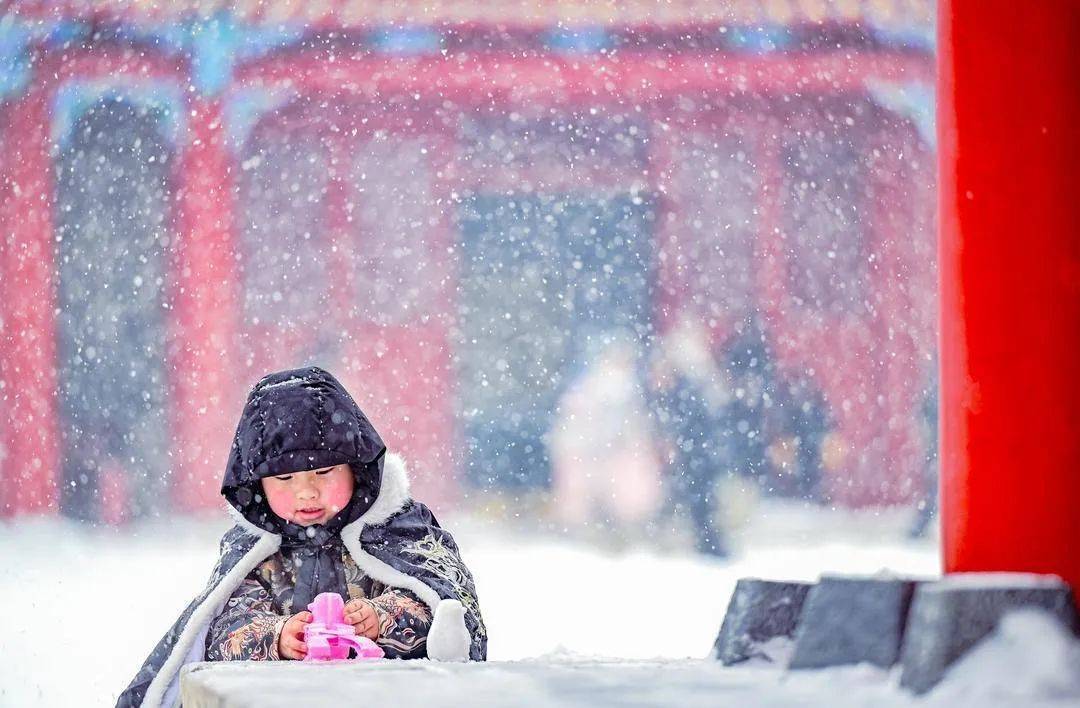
top-left (940, 1), bottom-right (1080, 590)
top-left (0, 101), bottom-right (10, 514)
top-left (170, 98), bottom-right (241, 512)
top-left (0, 89), bottom-right (60, 515)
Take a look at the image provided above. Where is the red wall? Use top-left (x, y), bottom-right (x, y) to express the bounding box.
top-left (0, 45), bottom-right (935, 517)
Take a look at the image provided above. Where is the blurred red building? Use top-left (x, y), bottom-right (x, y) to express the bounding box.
top-left (0, 0), bottom-right (936, 519)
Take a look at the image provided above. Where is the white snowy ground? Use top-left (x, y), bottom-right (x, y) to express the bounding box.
top-left (0, 502), bottom-right (1076, 706)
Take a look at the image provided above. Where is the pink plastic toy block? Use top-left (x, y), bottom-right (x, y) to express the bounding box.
top-left (303, 592), bottom-right (385, 661)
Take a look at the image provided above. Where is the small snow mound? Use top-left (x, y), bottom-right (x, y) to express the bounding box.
top-left (749, 635), bottom-right (795, 666)
top-left (928, 609), bottom-right (1080, 705)
top-left (427, 599), bottom-right (471, 662)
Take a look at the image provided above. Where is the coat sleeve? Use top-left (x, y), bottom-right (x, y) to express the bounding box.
top-left (204, 572), bottom-right (288, 661)
top-left (367, 588), bottom-right (432, 659)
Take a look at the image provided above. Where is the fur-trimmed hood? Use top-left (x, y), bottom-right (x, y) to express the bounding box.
top-left (221, 366), bottom-right (387, 536)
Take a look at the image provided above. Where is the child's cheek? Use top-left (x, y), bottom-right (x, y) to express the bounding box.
top-left (324, 477), bottom-right (353, 513)
top-left (264, 484), bottom-right (296, 518)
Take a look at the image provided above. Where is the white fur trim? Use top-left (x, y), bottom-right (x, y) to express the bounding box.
top-left (358, 452), bottom-right (412, 527)
top-left (224, 499), bottom-right (272, 537)
top-left (141, 530), bottom-right (281, 708)
top-left (340, 529), bottom-right (441, 609)
top-left (341, 454), bottom-right (471, 662)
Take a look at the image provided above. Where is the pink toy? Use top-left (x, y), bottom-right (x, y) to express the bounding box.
top-left (303, 592), bottom-right (385, 661)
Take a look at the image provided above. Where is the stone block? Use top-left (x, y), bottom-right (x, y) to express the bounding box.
top-left (788, 575), bottom-right (918, 670)
top-left (899, 573), bottom-right (1079, 694)
top-left (712, 578), bottom-right (813, 665)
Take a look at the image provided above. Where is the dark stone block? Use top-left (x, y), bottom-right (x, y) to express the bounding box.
top-left (899, 574), bottom-right (1080, 695)
top-left (788, 575), bottom-right (919, 670)
top-left (713, 578), bottom-right (813, 665)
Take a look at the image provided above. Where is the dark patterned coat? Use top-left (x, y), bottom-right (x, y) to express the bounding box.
top-left (116, 368), bottom-right (486, 708)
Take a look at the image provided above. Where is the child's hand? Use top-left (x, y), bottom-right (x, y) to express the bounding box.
top-left (279, 611), bottom-right (312, 660)
top-left (343, 599), bottom-right (380, 640)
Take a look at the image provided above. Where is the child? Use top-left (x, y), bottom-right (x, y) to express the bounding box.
top-left (118, 367), bottom-right (486, 708)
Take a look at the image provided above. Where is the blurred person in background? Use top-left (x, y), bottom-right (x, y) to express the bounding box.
top-left (760, 372), bottom-right (829, 503)
top-left (549, 332), bottom-right (662, 541)
top-left (718, 324), bottom-right (771, 490)
top-left (650, 315), bottom-right (735, 558)
top-left (720, 326), bottom-right (833, 512)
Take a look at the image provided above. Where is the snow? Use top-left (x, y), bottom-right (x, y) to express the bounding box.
top-left (926, 609), bottom-right (1080, 705)
top-left (928, 572), bottom-right (1069, 590)
top-left (1, 503), bottom-right (1077, 707)
top-left (0, 503), bottom-right (943, 707)
top-left (181, 657), bottom-right (901, 708)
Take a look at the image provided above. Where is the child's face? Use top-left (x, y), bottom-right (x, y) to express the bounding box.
top-left (260, 464), bottom-right (355, 526)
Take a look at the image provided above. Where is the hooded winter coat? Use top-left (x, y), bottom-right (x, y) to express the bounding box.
top-left (117, 367), bottom-right (487, 708)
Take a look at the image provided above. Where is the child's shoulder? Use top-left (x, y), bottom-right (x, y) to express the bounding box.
top-left (364, 498), bottom-right (438, 532)
top-left (362, 499), bottom-right (467, 552)
top-left (218, 521), bottom-right (268, 555)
